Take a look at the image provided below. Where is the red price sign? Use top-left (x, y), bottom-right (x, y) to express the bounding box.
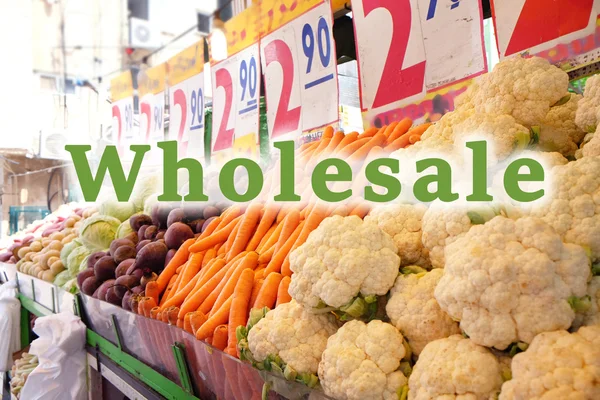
top-left (491, 0), bottom-right (597, 58)
top-left (353, 0), bottom-right (486, 114)
top-left (260, 0), bottom-right (339, 144)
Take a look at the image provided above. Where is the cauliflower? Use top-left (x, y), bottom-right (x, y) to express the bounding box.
top-left (573, 276), bottom-right (600, 329)
top-left (386, 268), bottom-right (461, 355)
top-left (237, 300), bottom-right (338, 386)
top-left (419, 108), bottom-right (475, 146)
top-left (289, 215), bottom-right (400, 317)
top-left (435, 216), bottom-right (591, 350)
top-left (581, 125), bottom-right (600, 158)
top-left (499, 325), bottom-right (600, 400)
top-left (421, 203), bottom-right (502, 268)
top-left (538, 93), bottom-right (586, 156)
top-left (575, 131), bottom-right (596, 159)
top-left (408, 335), bottom-right (504, 400)
top-left (365, 204), bottom-right (430, 267)
top-left (318, 320), bottom-right (410, 400)
top-left (462, 56), bottom-right (568, 127)
top-left (575, 74), bottom-right (600, 133)
top-left (530, 156), bottom-right (600, 261)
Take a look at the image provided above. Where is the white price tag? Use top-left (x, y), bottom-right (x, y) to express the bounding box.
top-left (139, 93), bottom-right (165, 145)
top-left (211, 43), bottom-right (261, 161)
top-left (168, 73), bottom-right (205, 159)
top-left (260, 0), bottom-right (338, 144)
top-left (111, 97), bottom-right (134, 153)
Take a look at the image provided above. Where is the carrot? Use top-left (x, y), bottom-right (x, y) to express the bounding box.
top-left (166, 306), bottom-right (180, 325)
top-left (246, 204), bottom-right (280, 251)
top-left (200, 248), bottom-right (216, 269)
top-left (150, 307), bottom-right (160, 319)
top-left (159, 274), bottom-right (179, 306)
top-left (139, 297), bottom-right (157, 317)
top-left (212, 324), bottom-right (229, 350)
top-left (338, 137), bottom-right (370, 157)
top-left (382, 121), bottom-right (399, 138)
top-left (333, 131), bottom-right (359, 153)
top-left (175, 251), bottom-right (205, 291)
top-left (275, 209), bottom-right (300, 254)
top-left (264, 221), bottom-right (305, 274)
top-left (215, 206), bottom-right (242, 230)
top-left (160, 270), bottom-right (203, 310)
top-left (188, 311), bottom-right (208, 335)
top-left (183, 312), bottom-right (194, 334)
top-left (357, 127), bottom-right (379, 140)
top-left (257, 243), bottom-right (275, 264)
top-left (346, 133), bottom-right (386, 161)
top-left (223, 221), bottom-right (241, 255)
top-left (276, 276), bottom-right (292, 307)
top-left (177, 259), bottom-right (228, 319)
top-left (254, 267), bottom-right (265, 280)
top-left (197, 216), bottom-right (221, 239)
top-left (228, 268), bottom-right (255, 356)
top-left (256, 223), bottom-right (277, 253)
top-left (189, 215), bottom-right (242, 253)
top-left (298, 141), bottom-right (319, 159)
top-left (156, 238), bottom-right (195, 293)
top-left (384, 132), bottom-right (413, 152)
top-left (227, 203), bottom-right (262, 261)
top-left (321, 125), bottom-right (334, 139)
top-left (253, 272), bottom-right (283, 310)
top-left (145, 282), bottom-right (160, 305)
top-left (386, 117), bottom-right (412, 143)
top-left (321, 131), bottom-right (344, 157)
top-left (306, 137), bottom-right (331, 161)
top-left (177, 318), bottom-right (184, 329)
top-left (409, 134), bottom-right (422, 144)
top-left (194, 258), bottom-right (244, 317)
top-left (209, 252), bottom-right (259, 317)
top-left (257, 221), bottom-right (284, 253)
top-left (195, 297), bottom-right (233, 340)
top-left (249, 278), bottom-right (265, 307)
top-left (406, 122), bottom-right (432, 137)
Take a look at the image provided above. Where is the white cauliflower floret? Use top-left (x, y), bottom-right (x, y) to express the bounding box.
top-left (435, 216), bottom-right (591, 350)
top-left (581, 125), bottom-right (600, 157)
top-left (386, 269), bottom-right (460, 355)
top-left (575, 74), bottom-right (600, 133)
top-left (318, 320), bottom-right (408, 400)
top-left (466, 56), bottom-right (568, 127)
top-left (573, 276), bottom-right (600, 329)
top-left (539, 93), bottom-right (586, 156)
top-left (365, 204), bottom-right (430, 267)
top-left (289, 215), bottom-right (400, 310)
top-left (408, 335), bottom-right (503, 400)
top-left (246, 300), bottom-right (338, 375)
top-left (420, 108), bottom-right (475, 146)
top-left (499, 326), bottom-right (600, 400)
top-left (530, 156), bottom-right (600, 261)
top-left (422, 203), bottom-right (501, 268)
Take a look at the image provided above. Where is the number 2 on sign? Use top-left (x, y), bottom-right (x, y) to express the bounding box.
top-left (213, 68), bottom-right (235, 151)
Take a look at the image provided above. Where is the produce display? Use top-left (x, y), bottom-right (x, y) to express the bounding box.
top-left (9, 352), bottom-right (38, 399)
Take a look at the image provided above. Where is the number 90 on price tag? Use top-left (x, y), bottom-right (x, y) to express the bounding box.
top-left (260, 1), bottom-right (339, 144)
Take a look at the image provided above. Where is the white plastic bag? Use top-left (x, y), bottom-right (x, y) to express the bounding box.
top-left (0, 280), bottom-right (21, 372)
top-left (19, 312), bottom-right (87, 400)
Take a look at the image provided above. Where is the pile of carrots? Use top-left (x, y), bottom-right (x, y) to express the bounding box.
top-left (129, 118), bottom-right (428, 357)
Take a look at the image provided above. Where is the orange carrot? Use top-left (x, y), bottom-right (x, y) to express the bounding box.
top-left (209, 252), bottom-right (259, 317)
top-left (195, 258), bottom-right (245, 316)
top-left (196, 297), bottom-right (233, 340)
top-left (264, 221), bottom-right (305, 274)
top-left (176, 251), bottom-right (205, 290)
top-left (276, 276), bottom-right (292, 307)
top-left (254, 267), bottom-right (266, 280)
top-left (139, 297), bottom-right (157, 317)
top-left (253, 272), bottom-right (283, 310)
top-left (227, 203), bottom-right (262, 261)
top-left (406, 122), bottom-right (431, 137)
top-left (346, 133), bottom-right (386, 161)
top-left (177, 259), bottom-right (228, 319)
top-left (333, 131), bottom-right (359, 153)
top-left (183, 312), bottom-right (194, 334)
top-left (321, 125), bottom-right (334, 139)
top-left (228, 268), bottom-right (255, 355)
top-left (223, 221), bottom-right (241, 255)
top-left (159, 274), bottom-right (179, 306)
top-left (177, 318), bottom-right (184, 329)
top-left (338, 137), bottom-right (370, 157)
top-left (386, 117), bottom-right (412, 143)
top-left (409, 134), bottom-right (421, 144)
top-left (212, 324), bottom-right (229, 350)
top-left (201, 248), bottom-right (217, 269)
top-left (257, 221), bottom-right (284, 253)
top-left (189, 311), bottom-right (208, 335)
top-left (189, 215), bottom-right (242, 253)
top-left (160, 272), bottom-right (203, 310)
top-left (275, 209), bottom-right (300, 254)
top-left (306, 137), bottom-right (331, 161)
top-left (257, 243), bottom-right (275, 264)
top-left (249, 278), bottom-right (265, 307)
top-left (145, 282), bottom-right (160, 305)
top-left (382, 121), bottom-right (399, 137)
top-left (156, 238), bottom-right (195, 293)
top-left (357, 127), bottom-right (379, 140)
top-left (166, 306), bottom-right (180, 325)
top-left (384, 132), bottom-right (413, 152)
top-left (215, 206), bottom-right (242, 230)
top-left (298, 141), bottom-right (319, 159)
top-left (256, 223), bottom-right (278, 253)
top-left (246, 204), bottom-right (280, 251)
top-left (198, 216), bottom-right (221, 239)
top-left (321, 131), bottom-right (345, 157)
top-left (150, 307), bottom-right (160, 319)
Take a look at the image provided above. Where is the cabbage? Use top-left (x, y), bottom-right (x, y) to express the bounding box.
top-left (99, 200), bottom-right (137, 222)
top-left (115, 219), bottom-right (135, 239)
top-left (54, 270), bottom-right (73, 287)
top-left (60, 239), bottom-right (81, 266)
top-left (143, 193), bottom-right (160, 215)
top-left (132, 175), bottom-right (161, 211)
top-left (62, 278), bottom-right (79, 294)
top-left (80, 214), bottom-right (121, 250)
top-left (66, 246), bottom-right (92, 276)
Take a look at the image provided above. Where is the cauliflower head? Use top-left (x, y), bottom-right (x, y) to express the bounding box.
top-left (365, 204), bottom-right (430, 267)
top-left (539, 93), bottom-right (586, 156)
top-left (435, 216), bottom-right (591, 350)
top-left (465, 56), bottom-right (569, 127)
top-left (573, 276), bottom-right (600, 329)
top-left (575, 131), bottom-right (596, 159)
top-left (408, 335), bottom-right (503, 400)
top-left (581, 125), bottom-right (600, 158)
top-left (420, 108), bottom-right (475, 146)
top-left (318, 320), bottom-right (409, 400)
top-left (245, 300), bottom-right (338, 376)
top-left (386, 268), bottom-right (461, 355)
top-left (289, 215), bottom-right (400, 310)
top-left (530, 156), bottom-right (600, 261)
top-left (499, 326), bottom-right (600, 400)
top-left (575, 74), bottom-right (600, 133)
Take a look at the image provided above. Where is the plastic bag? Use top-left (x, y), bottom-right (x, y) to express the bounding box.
top-left (19, 312), bottom-right (87, 400)
top-left (0, 280), bottom-right (20, 372)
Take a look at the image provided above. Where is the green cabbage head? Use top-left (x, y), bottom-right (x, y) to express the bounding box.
top-left (67, 246), bottom-right (92, 276)
top-left (116, 219), bottom-right (135, 239)
top-left (99, 200), bottom-right (137, 222)
top-left (80, 214), bottom-right (121, 251)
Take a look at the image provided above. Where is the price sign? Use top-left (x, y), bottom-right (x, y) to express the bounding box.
top-left (211, 44), bottom-right (261, 163)
top-left (138, 64), bottom-right (166, 146)
top-left (352, 0), bottom-right (486, 113)
top-left (260, 0), bottom-right (339, 144)
top-left (167, 42), bottom-right (205, 159)
top-left (491, 0), bottom-right (598, 59)
top-left (110, 71), bottom-right (135, 155)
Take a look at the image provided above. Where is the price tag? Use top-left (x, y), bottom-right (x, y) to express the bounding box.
top-left (167, 42), bottom-right (205, 159)
top-left (110, 71), bottom-right (135, 155)
top-left (491, 0), bottom-right (598, 59)
top-left (211, 43), bottom-right (261, 163)
top-left (138, 64), bottom-right (166, 146)
top-left (352, 0), bottom-right (486, 112)
top-left (260, 0), bottom-right (339, 144)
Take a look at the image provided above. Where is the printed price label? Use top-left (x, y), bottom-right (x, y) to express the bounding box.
top-left (491, 0), bottom-right (598, 58)
top-left (352, 0), bottom-right (485, 113)
top-left (167, 42), bottom-right (205, 159)
top-left (260, 0), bottom-right (339, 144)
top-left (211, 43), bottom-right (261, 162)
top-left (110, 71), bottom-right (136, 155)
top-left (138, 65), bottom-right (166, 146)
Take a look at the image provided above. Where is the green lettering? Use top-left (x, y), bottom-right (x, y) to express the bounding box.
top-left (364, 158), bottom-right (401, 202)
top-left (504, 158), bottom-right (544, 202)
top-left (466, 140), bottom-right (493, 201)
top-left (273, 141), bottom-right (301, 201)
top-left (65, 144), bottom-right (149, 202)
top-left (220, 158), bottom-right (263, 202)
top-left (157, 141), bottom-right (208, 202)
top-left (312, 158), bottom-right (352, 202)
top-left (413, 158), bottom-right (458, 202)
